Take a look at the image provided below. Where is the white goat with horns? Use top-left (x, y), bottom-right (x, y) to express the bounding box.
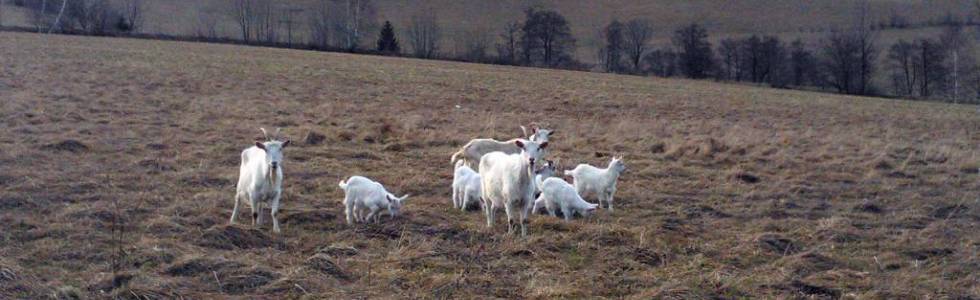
top-left (231, 127), bottom-right (290, 233)
top-left (450, 123), bottom-right (554, 169)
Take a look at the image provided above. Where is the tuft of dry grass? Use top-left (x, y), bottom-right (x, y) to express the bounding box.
top-left (0, 32), bottom-right (977, 298)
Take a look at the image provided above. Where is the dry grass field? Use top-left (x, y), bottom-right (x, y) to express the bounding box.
top-left (0, 32), bottom-right (978, 299)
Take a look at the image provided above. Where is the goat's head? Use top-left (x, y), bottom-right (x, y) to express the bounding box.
top-left (535, 159), bottom-right (558, 179)
top-left (610, 156), bottom-right (627, 173)
top-left (521, 123), bottom-right (554, 143)
top-left (514, 139), bottom-right (548, 168)
top-left (583, 203), bottom-right (599, 217)
top-left (255, 127), bottom-right (290, 171)
top-left (386, 193), bottom-right (410, 217)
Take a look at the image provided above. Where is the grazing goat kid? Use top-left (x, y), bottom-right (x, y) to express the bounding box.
top-left (533, 177), bottom-right (599, 220)
top-left (452, 160), bottom-right (482, 211)
top-left (564, 156), bottom-right (627, 211)
top-left (339, 176), bottom-right (410, 224)
top-left (479, 140), bottom-right (548, 236)
top-left (533, 159), bottom-right (558, 198)
top-left (450, 125), bottom-right (554, 168)
top-left (231, 128), bottom-right (290, 233)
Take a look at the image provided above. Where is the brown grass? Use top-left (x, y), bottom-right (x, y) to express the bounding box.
top-left (0, 32), bottom-right (978, 298)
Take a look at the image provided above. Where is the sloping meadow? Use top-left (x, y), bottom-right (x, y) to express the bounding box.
top-left (0, 32), bottom-right (977, 298)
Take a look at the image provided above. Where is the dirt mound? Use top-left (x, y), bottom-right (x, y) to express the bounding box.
top-left (306, 253), bottom-right (351, 280)
top-left (179, 176), bottom-right (232, 188)
top-left (853, 200), bottom-right (884, 213)
top-left (219, 267), bottom-right (280, 295)
top-left (41, 140), bottom-right (89, 153)
top-left (280, 210), bottom-right (338, 226)
top-left (681, 204), bottom-right (731, 219)
top-left (664, 137), bottom-right (730, 160)
top-left (196, 225), bottom-right (284, 250)
top-left (788, 279), bottom-right (840, 298)
top-left (164, 257), bottom-right (246, 277)
top-left (902, 248), bottom-right (953, 260)
top-left (303, 130), bottom-right (327, 145)
top-left (316, 244), bottom-right (359, 257)
top-left (421, 224), bottom-right (470, 241)
top-left (781, 251), bottom-right (838, 276)
top-left (137, 159), bottom-right (176, 173)
top-left (756, 233), bottom-right (801, 255)
top-left (929, 204), bottom-right (970, 219)
top-left (731, 171), bottom-right (760, 184)
top-left (632, 248), bottom-right (665, 267)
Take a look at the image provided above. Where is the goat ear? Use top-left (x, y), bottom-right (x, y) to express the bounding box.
top-left (515, 139), bottom-right (525, 149)
top-left (281, 140), bottom-right (290, 148)
top-left (540, 142), bottom-right (548, 149)
top-left (255, 142), bottom-right (267, 151)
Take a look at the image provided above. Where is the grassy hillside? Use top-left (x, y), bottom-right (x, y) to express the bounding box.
top-left (0, 32), bottom-right (977, 298)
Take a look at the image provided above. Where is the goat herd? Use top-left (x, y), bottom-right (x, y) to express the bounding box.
top-left (231, 125), bottom-right (626, 237)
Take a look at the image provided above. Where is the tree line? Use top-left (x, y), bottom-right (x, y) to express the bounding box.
top-left (11, 0), bottom-right (980, 103)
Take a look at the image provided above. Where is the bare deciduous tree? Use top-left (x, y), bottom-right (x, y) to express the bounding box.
top-left (623, 18), bottom-right (653, 73)
top-left (31, 0), bottom-right (50, 32)
top-left (520, 7), bottom-right (576, 67)
top-left (460, 28), bottom-right (491, 62)
top-left (253, 1), bottom-right (279, 44)
top-left (717, 38), bottom-right (741, 81)
top-left (124, 0), bottom-right (143, 33)
top-left (333, 0), bottom-right (376, 52)
top-left (603, 19), bottom-right (625, 73)
top-left (195, 6), bottom-right (221, 40)
top-left (673, 23), bottom-right (713, 79)
top-left (232, 0), bottom-right (255, 42)
top-left (940, 25), bottom-right (973, 102)
top-left (407, 11), bottom-right (440, 59)
top-left (888, 39), bottom-right (917, 96)
top-left (495, 21), bottom-right (520, 65)
top-left (309, 0), bottom-right (332, 49)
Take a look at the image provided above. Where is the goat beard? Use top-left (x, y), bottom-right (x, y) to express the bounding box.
top-left (266, 166), bottom-right (279, 186)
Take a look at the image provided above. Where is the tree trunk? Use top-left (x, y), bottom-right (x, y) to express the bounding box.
top-left (48, 0), bottom-right (67, 34)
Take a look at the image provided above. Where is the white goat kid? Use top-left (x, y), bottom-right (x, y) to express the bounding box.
top-left (533, 177), bottom-right (599, 221)
top-left (564, 156), bottom-right (626, 211)
top-left (532, 159), bottom-right (558, 199)
top-left (450, 125), bottom-right (554, 168)
top-left (452, 160), bottom-right (482, 211)
top-left (479, 139), bottom-right (548, 236)
top-left (339, 176), bottom-right (410, 224)
top-left (231, 128), bottom-right (290, 233)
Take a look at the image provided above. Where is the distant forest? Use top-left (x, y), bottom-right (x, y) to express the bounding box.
top-left (6, 0), bottom-right (980, 104)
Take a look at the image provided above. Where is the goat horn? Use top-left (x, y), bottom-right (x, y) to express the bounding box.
top-left (259, 127), bottom-right (269, 140)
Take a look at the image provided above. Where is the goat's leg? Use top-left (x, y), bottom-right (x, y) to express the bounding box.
top-left (344, 197), bottom-right (355, 225)
top-left (608, 190), bottom-right (616, 212)
top-left (561, 205), bottom-right (573, 222)
top-left (271, 193), bottom-right (281, 233)
top-left (520, 202), bottom-right (530, 236)
top-left (453, 186), bottom-right (459, 208)
top-left (365, 208), bottom-right (378, 223)
top-left (230, 193), bottom-right (242, 224)
top-left (504, 202), bottom-right (517, 235)
top-left (483, 199), bottom-right (494, 228)
top-left (249, 195), bottom-right (259, 227)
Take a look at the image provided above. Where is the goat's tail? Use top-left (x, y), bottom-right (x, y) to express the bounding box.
top-left (338, 179), bottom-right (348, 190)
top-left (563, 170), bottom-right (574, 176)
